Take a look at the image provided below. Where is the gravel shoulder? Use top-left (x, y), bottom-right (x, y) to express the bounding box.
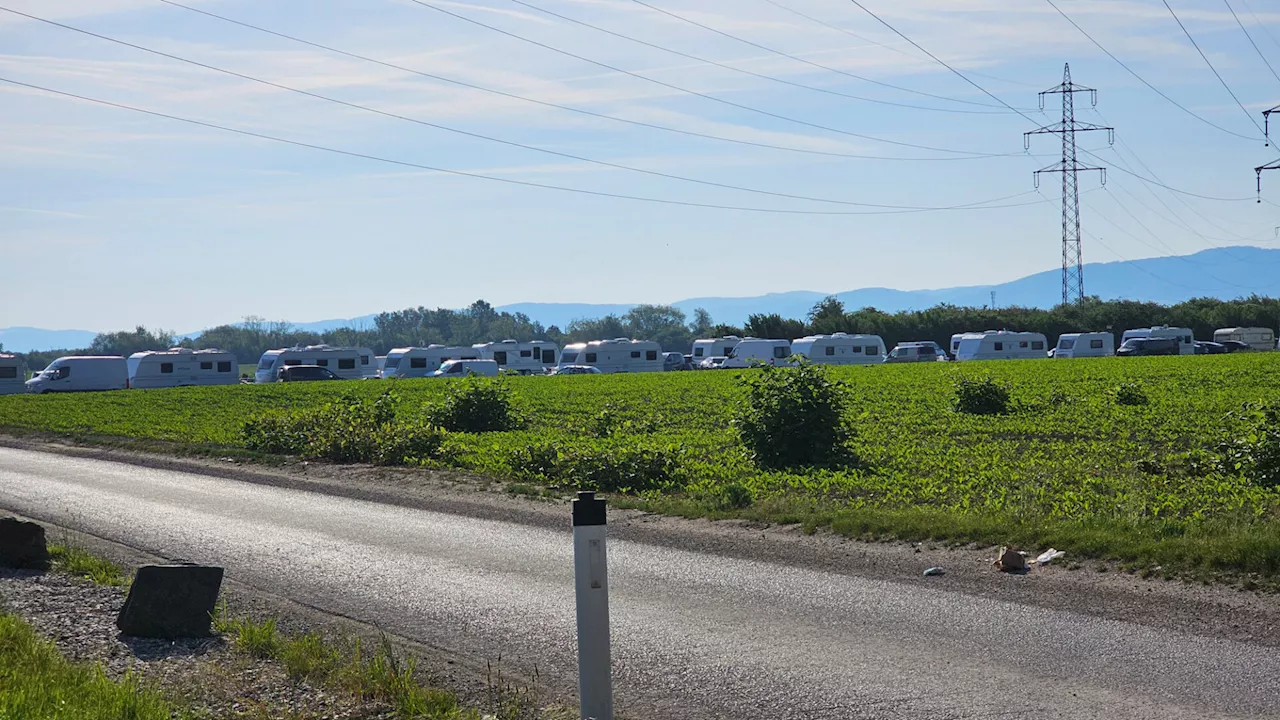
top-left (2, 433), bottom-right (1277, 654)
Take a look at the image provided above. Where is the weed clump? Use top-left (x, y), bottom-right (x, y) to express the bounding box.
top-left (1218, 402), bottom-right (1280, 489)
top-left (425, 377), bottom-right (522, 433)
top-left (732, 361), bottom-right (859, 470)
top-left (510, 442), bottom-right (684, 493)
top-left (953, 376), bottom-right (1011, 416)
top-left (1110, 382), bottom-right (1149, 406)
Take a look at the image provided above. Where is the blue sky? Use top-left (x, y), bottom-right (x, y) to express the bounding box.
top-left (3, 0), bottom-right (1280, 331)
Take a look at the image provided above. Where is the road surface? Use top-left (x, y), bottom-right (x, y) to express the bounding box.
top-left (0, 447), bottom-right (1276, 720)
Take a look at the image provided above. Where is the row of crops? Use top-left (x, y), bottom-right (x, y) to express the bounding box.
top-left (1, 354), bottom-right (1278, 578)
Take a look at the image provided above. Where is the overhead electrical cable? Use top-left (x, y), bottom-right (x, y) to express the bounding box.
top-left (1159, 0), bottom-right (1268, 138)
top-left (0, 77), bottom-right (1052, 216)
top-left (1223, 0), bottom-right (1280, 86)
top-left (3, 6), bottom-right (1026, 211)
top-left (1042, 0), bottom-right (1258, 142)
top-left (1238, 0), bottom-right (1280, 54)
top-left (402, 0), bottom-right (1014, 157)
top-left (1078, 148), bottom-right (1256, 201)
top-left (600, 0), bottom-right (1025, 112)
top-left (158, 0), bottom-right (1023, 164)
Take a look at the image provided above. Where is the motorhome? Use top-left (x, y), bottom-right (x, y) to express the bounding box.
top-left (790, 333), bottom-right (886, 365)
top-left (884, 342), bottom-right (945, 363)
top-left (1120, 326), bottom-right (1194, 356)
top-left (1053, 332), bottom-right (1114, 359)
top-left (26, 356), bottom-right (128, 393)
top-left (723, 338), bottom-right (795, 369)
top-left (432, 359), bottom-right (500, 378)
top-left (127, 348), bottom-right (238, 389)
top-left (953, 331), bottom-right (1049, 362)
top-left (0, 354), bottom-right (23, 396)
top-left (558, 338), bottom-right (663, 374)
top-left (473, 340), bottom-right (558, 374)
top-left (254, 345), bottom-right (364, 383)
top-left (1213, 327), bottom-right (1274, 350)
top-left (381, 346), bottom-right (479, 379)
top-left (691, 336), bottom-right (741, 362)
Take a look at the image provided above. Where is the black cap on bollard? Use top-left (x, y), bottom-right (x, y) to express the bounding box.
top-left (572, 490), bottom-right (606, 527)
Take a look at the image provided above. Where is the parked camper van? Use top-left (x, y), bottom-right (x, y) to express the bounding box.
top-left (884, 342), bottom-right (944, 363)
top-left (254, 345), bottom-right (364, 383)
top-left (473, 340), bottom-right (558, 374)
top-left (1213, 327), bottom-right (1273, 351)
top-left (1120, 326), bottom-right (1194, 356)
top-left (0, 354), bottom-right (23, 396)
top-left (691, 336), bottom-right (741, 364)
top-left (381, 346), bottom-right (479, 379)
top-left (432, 359), bottom-right (500, 377)
top-left (127, 348), bottom-right (238, 389)
top-left (791, 333), bottom-right (886, 365)
top-left (723, 338), bottom-right (795, 369)
top-left (953, 331), bottom-right (1049, 362)
top-left (26, 356), bottom-right (128, 393)
top-left (1053, 332), bottom-right (1114, 359)
top-left (558, 339), bottom-right (663, 374)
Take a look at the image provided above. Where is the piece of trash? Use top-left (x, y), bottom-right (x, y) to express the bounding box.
top-left (994, 546), bottom-right (1027, 572)
top-left (923, 567), bottom-right (945, 576)
top-left (1035, 548), bottom-right (1066, 565)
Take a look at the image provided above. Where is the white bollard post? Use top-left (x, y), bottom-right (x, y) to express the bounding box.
top-left (573, 490), bottom-right (613, 720)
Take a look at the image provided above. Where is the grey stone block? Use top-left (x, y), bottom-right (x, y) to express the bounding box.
top-left (0, 517), bottom-right (50, 570)
top-left (116, 564), bottom-right (224, 639)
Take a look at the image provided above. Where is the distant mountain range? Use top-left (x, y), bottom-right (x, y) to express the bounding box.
top-left (5, 246), bottom-right (1279, 353)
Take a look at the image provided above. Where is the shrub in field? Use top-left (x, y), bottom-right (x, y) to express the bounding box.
top-left (424, 377), bottom-right (521, 433)
top-left (952, 376), bottom-right (1011, 416)
top-left (716, 482), bottom-right (755, 510)
top-left (1218, 402), bottom-right (1280, 489)
top-left (1110, 382), bottom-right (1149, 406)
top-left (732, 361), bottom-right (858, 470)
top-left (508, 441), bottom-right (684, 493)
top-left (509, 442), bottom-right (563, 480)
top-left (586, 403), bottom-right (662, 438)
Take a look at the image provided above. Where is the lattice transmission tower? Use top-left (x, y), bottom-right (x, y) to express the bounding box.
top-left (1024, 64), bottom-right (1113, 306)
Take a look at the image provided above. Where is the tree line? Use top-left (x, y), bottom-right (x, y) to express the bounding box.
top-left (11, 294), bottom-right (1280, 371)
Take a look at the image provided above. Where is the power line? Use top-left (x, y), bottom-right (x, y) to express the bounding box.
top-left (611, 0), bottom-right (1024, 112)
top-left (403, 0), bottom-right (1013, 157)
top-left (1077, 148), bottom-right (1256, 201)
top-left (1042, 0), bottom-right (1258, 142)
top-left (1238, 0), bottom-right (1280, 54)
top-left (1159, 0), bottom-right (1267, 138)
top-left (3, 5), bottom-right (1021, 212)
top-left (756, 0), bottom-right (1040, 89)
top-left (1223, 0), bottom-right (1280, 86)
top-left (0, 76), bottom-right (1052, 216)
top-left (158, 0), bottom-right (1021, 165)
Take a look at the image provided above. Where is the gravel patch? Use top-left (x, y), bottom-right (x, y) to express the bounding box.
top-left (0, 568), bottom-right (392, 719)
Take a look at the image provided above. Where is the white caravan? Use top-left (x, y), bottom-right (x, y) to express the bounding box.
top-left (355, 347), bottom-right (378, 378)
top-left (791, 333), bottom-right (886, 365)
top-left (0, 354), bottom-right (23, 396)
top-left (953, 331), bottom-right (1049, 362)
top-left (723, 338), bottom-right (795, 369)
top-left (1053, 332), bottom-right (1115, 359)
top-left (127, 348), bottom-right (238, 389)
top-left (472, 340), bottom-right (558, 373)
top-left (950, 333), bottom-right (968, 358)
top-left (432, 359), bottom-right (500, 378)
top-left (558, 338), bottom-right (663, 374)
top-left (381, 345), bottom-right (479, 379)
top-left (26, 356), bottom-right (128, 393)
top-left (1213, 327), bottom-right (1274, 350)
top-left (254, 345), bottom-right (364, 383)
top-left (691, 336), bottom-right (741, 362)
top-left (1120, 326), bottom-right (1194, 355)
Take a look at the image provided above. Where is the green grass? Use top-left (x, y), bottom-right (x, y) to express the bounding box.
top-left (48, 544), bottom-right (128, 587)
top-left (0, 613), bottom-right (176, 720)
top-left (3, 355), bottom-right (1280, 578)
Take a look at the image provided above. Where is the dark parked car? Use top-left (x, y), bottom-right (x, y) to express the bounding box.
top-left (1194, 341), bottom-right (1227, 355)
top-left (277, 365), bottom-right (342, 382)
top-left (1117, 338), bottom-right (1180, 357)
top-left (1220, 340), bottom-right (1251, 353)
top-left (663, 352), bottom-right (691, 371)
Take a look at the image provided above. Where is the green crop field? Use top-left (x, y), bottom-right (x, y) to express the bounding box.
top-left (2, 355), bottom-right (1278, 579)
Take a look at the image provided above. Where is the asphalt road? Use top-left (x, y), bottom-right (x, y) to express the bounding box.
top-left (1, 447), bottom-right (1276, 720)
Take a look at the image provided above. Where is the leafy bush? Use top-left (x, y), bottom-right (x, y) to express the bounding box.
top-left (1110, 382), bottom-right (1149, 406)
top-left (953, 376), bottom-right (1011, 415)
top-left (717, 482), bottom-right (755, 510)
top-left (732, 361), bottom-right (858, 469)
top-left (585, 403), bottom-right (662, 438)
top-left (242, 391), bottom-right (449, 465)
top-left (508, 441), bottom-right (684, 493)
top-left (1218, 402), bottom-right (1280, 489)
top-left (509, 442), bottom-right (563, 480)
top-left (425, 377), bottom-right (521, 433)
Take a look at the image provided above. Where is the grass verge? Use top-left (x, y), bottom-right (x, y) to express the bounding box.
top-left (0, 612), bottom-right (177, 720)
top-left (48, 544), bottom-right (128, 587)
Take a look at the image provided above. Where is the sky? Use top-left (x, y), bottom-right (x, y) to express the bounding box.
top-left (4, 0), bottom-right (1280, 332)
